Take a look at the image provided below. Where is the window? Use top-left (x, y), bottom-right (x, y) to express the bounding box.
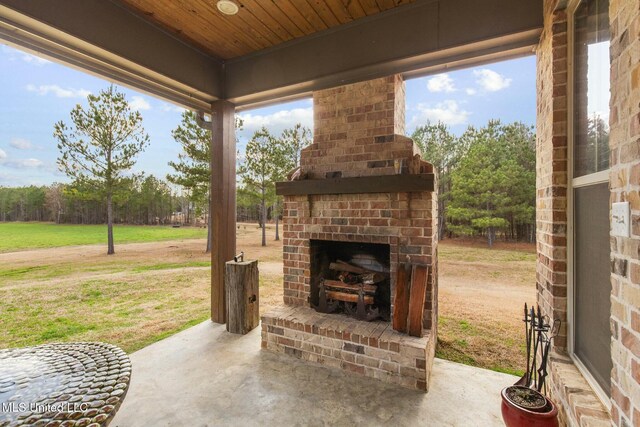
top-left (572, 0), bottom-right (610, 178)
top-left (569, 0), bottom-right (612, 403)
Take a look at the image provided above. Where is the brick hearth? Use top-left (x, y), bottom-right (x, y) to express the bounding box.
top-left (262, 306), bottom-right (435, 391)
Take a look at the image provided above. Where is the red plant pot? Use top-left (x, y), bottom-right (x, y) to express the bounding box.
top-left (501, 387), bottom-right (559, 427)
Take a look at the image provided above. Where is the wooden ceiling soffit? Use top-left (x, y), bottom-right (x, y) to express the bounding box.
top-left (116, 0), bottom-right (419, 60)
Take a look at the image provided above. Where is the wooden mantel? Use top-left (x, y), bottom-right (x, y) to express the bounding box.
top-left (275, 174), bottom-right (434, 196)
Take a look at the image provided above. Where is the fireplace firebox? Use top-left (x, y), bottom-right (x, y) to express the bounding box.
top-left (309, 240), bottom-right (391, 321)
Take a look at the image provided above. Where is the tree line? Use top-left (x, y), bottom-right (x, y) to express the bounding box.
top-left (0, 172), bottom-right (267, 227)
top-left (0, 176), bottom-right (181, 225)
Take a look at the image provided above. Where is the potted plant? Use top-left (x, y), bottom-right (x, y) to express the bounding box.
top-left (501, 304), bottom-right (559, 427)
top-left (501, 385), bottom-right (558, 427)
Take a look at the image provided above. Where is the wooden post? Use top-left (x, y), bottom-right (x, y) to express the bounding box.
top-left (211, 100), bottom-right (236, 324)
top-left (226, 260), bottom-right (259, 334)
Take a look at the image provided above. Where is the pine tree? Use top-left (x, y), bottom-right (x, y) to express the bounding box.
top-left (54, 85), bottom-right (149, 254)
top-left (412, 121), bottom-right (466, 239)
top-left (239, 127), bottom-right (281, 247)
top-left (167, 111), bottom-right (213, 251)
top-left (272, 124), bottom-right (312, 240)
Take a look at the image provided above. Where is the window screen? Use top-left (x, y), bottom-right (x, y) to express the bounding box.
top-left (574, 183), bottom-right (612, 395)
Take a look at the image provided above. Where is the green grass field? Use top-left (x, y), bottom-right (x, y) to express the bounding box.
top-left (0, 222), bottom-right (207, 252)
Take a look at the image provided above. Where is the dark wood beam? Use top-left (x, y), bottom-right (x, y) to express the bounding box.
top-left (225, 0), bottom-right (543, 108)
top-left (276, 174), bottom-right (435, 196)
top-left (210, 100), bottom-right (236, 324)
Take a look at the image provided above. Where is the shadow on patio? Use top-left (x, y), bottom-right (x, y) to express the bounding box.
top-left (112, 321), bottom-right (515, 426)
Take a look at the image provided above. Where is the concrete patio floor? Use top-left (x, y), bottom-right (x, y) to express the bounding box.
top-left (112, 321), bottom-right (515, 426)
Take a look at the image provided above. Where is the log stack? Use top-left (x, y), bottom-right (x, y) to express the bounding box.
top-left (321, 260), bottom-right (387, 304)
top-left (311, 259), bottom-right (391, 321)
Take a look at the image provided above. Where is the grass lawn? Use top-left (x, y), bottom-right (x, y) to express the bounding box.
top-left (0, 223), bottom-right (536, 376)
top-left (0, 223), bottom-right (279, 353)
top-left (0, 222), bottom-right (207, 252)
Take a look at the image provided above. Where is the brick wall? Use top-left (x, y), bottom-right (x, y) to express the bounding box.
top-left (536, 0), bottom-right (569, 353)
top-left (536, 1), bottom-right (609, 425)
top-left (608, 0), bottom-right (640, 425)
top-left (537, 0), bottom-right (640, 425)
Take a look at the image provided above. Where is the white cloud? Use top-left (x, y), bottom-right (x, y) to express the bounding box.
top-left (427, 74), bottom-right (456, 93)
top-left (26, 84), bottom-right (91, 98)
top-left (129, 96), bottom-right (152, 111)
top-left (21, 158), bottom-right (43, 168)
top-left (9, 138), bottom-right (32, 150)
top-left (238, 107), bottom-right (313, 139)
top-left (465, 88), bottom-right (477, 95)
top-left (410, 100), bottom-right (470, 126)
top-left (1, 157), bottom-right (45, 169)
top-left (0, 148), bottom-right (6, 159)
top-left (473, 69), bottom-right (512, 92)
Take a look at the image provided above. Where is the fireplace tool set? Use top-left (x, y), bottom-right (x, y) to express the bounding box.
top-left (516, 303), bottom-right (561, 394)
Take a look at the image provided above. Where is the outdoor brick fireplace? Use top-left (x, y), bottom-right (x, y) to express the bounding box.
top-left (261, 75), bottom-right (438, 391)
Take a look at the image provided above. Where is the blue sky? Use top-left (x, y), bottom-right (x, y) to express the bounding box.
top-left (0, 44), bottom-right (536, 187)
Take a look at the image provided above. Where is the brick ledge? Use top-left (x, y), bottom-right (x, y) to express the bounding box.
top-left (548, 351), bottom-right (611, 426)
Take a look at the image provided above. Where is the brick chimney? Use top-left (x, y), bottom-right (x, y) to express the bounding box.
top-left (301, 75), bottom-right (419, 179)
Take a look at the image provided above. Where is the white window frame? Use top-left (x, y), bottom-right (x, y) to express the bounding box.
top-left (566, 0), bottom-right (612, 410)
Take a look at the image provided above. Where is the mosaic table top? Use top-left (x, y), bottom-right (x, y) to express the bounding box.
top-left (0, 343), bottom-right (130, 427)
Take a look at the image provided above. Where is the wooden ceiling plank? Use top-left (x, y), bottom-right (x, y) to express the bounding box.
top-left (223, 17), bottom-right (273, 51)
top-left (288, 0), bottom-right (329, 31)
top-left (176, 0), bottom-right (270, 55)
top-left (358, 0), bottom-right (382, 16)
top-left (256, 1), bottom-right (306, 38)
top-left (121, 0), bottom-right (239, 58)
top-left (306, 0), bottom-right (341, 27)
top-left (121, 0), bottom-right (259, 58)
top-left (343, 0), bottom-right (367, 20)
top-left (176, 0), bottom-right (259, 57)
top-left (240, 0), bottom-right (296, 42)
top-left (326, 0), bottom-right (355, 23)
top-left (235, 2), bottom-right (290, 45)
top-left (271, 0), bottom-right (317, 35)
top-left (192, 0), bottom-right (272, 52)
